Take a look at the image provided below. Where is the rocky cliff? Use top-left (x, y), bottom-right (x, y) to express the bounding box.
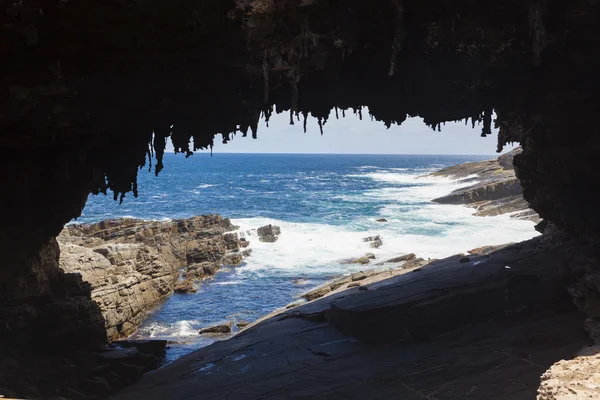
top-left (58, 215), bottom-right (245, 341)
top-left (431, 148), bottom-right (540, 222)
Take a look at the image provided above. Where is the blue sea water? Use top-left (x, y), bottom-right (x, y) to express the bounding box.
top-left (79, 153), bottom-right (539, 361)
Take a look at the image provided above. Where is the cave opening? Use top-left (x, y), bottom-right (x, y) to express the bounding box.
top-left (69, 111), bottom-right (533, 365)
top-left (2, 0), bottom-right (600, 398)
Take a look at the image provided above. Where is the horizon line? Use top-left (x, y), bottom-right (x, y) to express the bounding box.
top-left (163, 151), bottom-right (500, 157)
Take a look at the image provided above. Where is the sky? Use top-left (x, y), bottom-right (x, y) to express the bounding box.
top-left (166, 108), bottom-right (517, 155)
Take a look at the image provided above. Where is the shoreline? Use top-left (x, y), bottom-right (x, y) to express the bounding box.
top-left (62, 149), bottom-right (537, 349)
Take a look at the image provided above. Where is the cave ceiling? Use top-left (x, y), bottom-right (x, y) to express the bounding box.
top-left (1, 0), bottom-right (599, 242)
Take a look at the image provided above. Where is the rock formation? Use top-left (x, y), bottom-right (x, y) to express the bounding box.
top-left (59, 242), bottom-right (175, 342)
top-left (256, 224), bottom-right (281, 243)
top-left (362, 235), bottom-right (383, 249)
top-left (538, 345), bottom-right (600, 400)
top-left (58, 215), bottom-right (245, 341)
top-left (1, 0), bottom-right (600, 398)
top-left (198, 322), bottom-right (233, 335)
top-left (431, 148), bottom-right (540, 222)
top-left (113, 237), bottom-right (590, 400)
top-left (304, 255), bottom-right (431, 302)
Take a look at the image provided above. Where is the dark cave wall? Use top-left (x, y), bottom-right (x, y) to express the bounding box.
top-left (0, 146), bottom-right (108, 354)
top-left (1, 0), bottom-right (600, 352)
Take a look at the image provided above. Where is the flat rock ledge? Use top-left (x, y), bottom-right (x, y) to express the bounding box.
top-left (112, 236), bottom-right (588, 400)
top-left (303, 255), bottom-right (431, 302)
top-left (430, 148), bottom-right (541, 222)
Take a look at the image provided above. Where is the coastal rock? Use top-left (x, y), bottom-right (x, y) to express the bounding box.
top-left (468, 243), bottom-right (515, 256)
top-left (376, 219), bottom-right (388, 223)
top-left (537, 345), bottom-right (600, 400)
top-left (497, 147), bottom-right (522, 170)
top-left (330, 276), bottom-right (352, 291)
top-left (115, 237), bottom-right (589, 400)
top-left (286, 302), bottom-right (303, 309)
top-left (59, 215), bottom-right (245, 341)
top-left (236, 321), bottom-right (250, 329)
top-left (223, 253), bottom-right (243, 266)
top-left (59, 242), bottom-right (175, 341)
top-left (257, 225), bottom-right (281, 243)
top-left (434, 177), bottom-right (522, 204)
top-left (380, 253), bottom-right (417, 264)
top-left (362, 235), bottom-right (383, 249)
top-left (199, 322), bottom-right (233, 335)
top-left (303, 285), bottom-right (333, 301)
top-left (430, 148), bottom-right (539, 221)
top-left (403, 258), bottom-right (429, 270)
top-left (188, 262), bottom-right (220, 280)
top-left (341, 253), bottom-right (375, 265)
top-left (173, 279), bottom-right (197, 294)
top-left (351, 272), bottom-right (369, 282)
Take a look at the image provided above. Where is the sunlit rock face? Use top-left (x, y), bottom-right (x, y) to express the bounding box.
top-left (1, 0), bottom-right (600, 351)
top-left (57, 215), bottom-right (245, 341)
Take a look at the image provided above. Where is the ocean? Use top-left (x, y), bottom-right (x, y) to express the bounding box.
top-left (79, 153), bottom-right (539, 361)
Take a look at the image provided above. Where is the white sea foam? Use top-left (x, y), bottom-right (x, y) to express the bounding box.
top-left (214, 280), bottom-right (242, 286)
top-left (232, 169), bottom-right (538, 276)
top-left (143, 320), bottom-right (200, 338)
top-left (197, 184), bottom-right (217, 189)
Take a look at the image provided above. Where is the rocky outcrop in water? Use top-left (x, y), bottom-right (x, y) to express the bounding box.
top-left (257, 224), bottom-right (281, 243)
top-left (362, 235), bottom-right (383, 249)
top-left (431, 148), bottom-right (540, 222)
top-left (58, 215), bottom-right (246, 342)
top-left (198, 322), bottom-right (233, 335)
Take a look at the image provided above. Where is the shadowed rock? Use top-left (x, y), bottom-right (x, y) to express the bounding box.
top-left (199, 323), bottom-right (233, 335)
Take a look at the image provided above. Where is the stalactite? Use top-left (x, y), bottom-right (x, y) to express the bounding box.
top-left (153, 132), bottom-right (167, 177)
top-left (318, 118), bottom-right (323, 134)
top-left (250, 109), bottom-right (260, 138)
top-left (358, 108), bottom-right (363, 120)
top-left (146, 146), bottom-right (152, 172)
top-left (481, 108), bottom-right (492, 137)
top-left (264, 107), bottom-right (272, 128)
top-left (303, 111), bottom-right (308, 133)
top-left (290, 77), bottom-right (299, 126)
top-left (335, 107), bottom-right (339, 120)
